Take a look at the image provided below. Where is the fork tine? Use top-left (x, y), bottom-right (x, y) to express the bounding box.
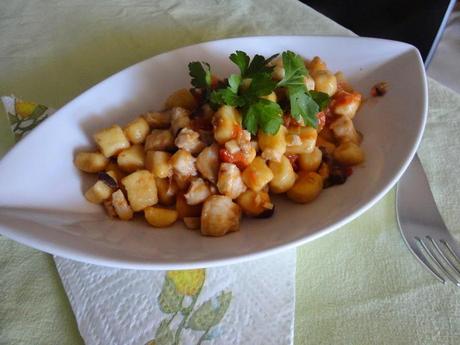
top-left (409, 237), bottom-right (446, 284)
top-left (440, 239), bottom-right (460, 266)
top-left (419, 237), bottom-right (460, 287)
top-left (431, 238), bottom-right (460, 276)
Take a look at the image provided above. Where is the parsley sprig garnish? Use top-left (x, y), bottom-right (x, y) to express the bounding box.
top-left (188, 50), bottom-right (330, 135)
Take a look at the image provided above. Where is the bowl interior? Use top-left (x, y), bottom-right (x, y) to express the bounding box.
top-left (0, 36), bottom-right (426, 269)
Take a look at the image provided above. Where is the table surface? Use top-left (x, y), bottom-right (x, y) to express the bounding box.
top-left (1, 1), bottom-right (459, 344)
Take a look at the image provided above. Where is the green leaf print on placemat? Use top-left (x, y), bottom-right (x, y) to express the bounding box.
top-left (147, 269), bottom-right (233, 345)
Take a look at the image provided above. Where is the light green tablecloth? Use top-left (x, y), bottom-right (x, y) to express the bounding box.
top-left (1, 1), bottom-right (459, 344)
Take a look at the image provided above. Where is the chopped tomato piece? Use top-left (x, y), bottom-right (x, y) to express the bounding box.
top-left (219, 148), bottom-right (248, 170)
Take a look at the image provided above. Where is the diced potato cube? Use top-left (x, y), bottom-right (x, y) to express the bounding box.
top-left (93, 125), bottom-right (130, 158)
top-left (258, 126), bottom-right (286, 162)
top-left (74, 151), bottom-right (108, 173)
top-left (170, 149), bottom-right (197, 176)
top-left (217, 163), bottom-right (247, 199)
top-left (213, 106), bottom-right (242, 144)
top-left (164, 88), bottom-right (198, 111)
top-left (298, 147), bottom-right (322, 172)
top-left (287, 171), bottom-right (323, 204)
top-left (329, 115), bottom-right (362, 144)
top-left (121, 170), bottom-right (158, 211)
top-left (183, 217), bottom-right (201, 230)
top-left (144, 207), bottom-right (178, 227)
top-left (242, 157), bottom-right (274, 191)
top-left (313, 70), bottom-right (337, 97)
top-left (111, 189), bottom-right (134, 220)
top-left (145, 151), bottom-right (172, 178)
top-left (333, 141), bottom-right (364, 166)
top-left (285, 126), bottom-right (317, 155)
top-left (175, 128), bottom-right (205, 154)
top-left (144, 130), bottom-right (175, 151)
top-left (117, 144), bottom-right (145, 173)
top-left (237, 190), bottom-right (273, 217)
top-left (176, 193), bottom-right (202, 219)
top-left (201, 195), bottom-right (241, 237)
top-left (184, 177), bottom-right (211, 205)
top-left (124, 117), bottom-right (150, 144)
top-left (143, 111), bottom-right (171, 129)
top-left (85, 181), bottom-right (113, 204)
top-left (196, 143), bottom-right (220, 183)
top-left (155, 177), bottom-right (178, 206)
top-left (268, 155), bottom-right (297, 193)
top-left (308, 56), bottom-right (328, 74)
top-left (170, 107), bottom-right (191, 136)
top-left (331, 91), bottom-right (362, 119)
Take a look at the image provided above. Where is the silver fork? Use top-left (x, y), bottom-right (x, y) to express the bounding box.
top-left (396, 155), bottom-right (460, 286)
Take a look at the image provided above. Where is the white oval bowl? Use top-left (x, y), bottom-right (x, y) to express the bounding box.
top-left (0, 36), bottom-right (427, 269)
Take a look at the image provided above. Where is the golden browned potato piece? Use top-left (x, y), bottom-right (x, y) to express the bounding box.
top-left (184, 177), bottom-right (211, 205)
top-left (111, 189), bottom-right (134, 220)
top-left (201, 195), bottom-right (241, 237)
top-left (258, 126), bottom-right (287, 162)
top-left (145, 151), bottom-right (172, 178)
top-left (333, 141), bottom-right (364, 166)
top-left (331, 91), bottom-right (362, 119)
top-left (308, 56), bottom-right (328, 74)
top-left (287, 171), bottom-right (323, 204)
top-left (144, 130), bottom-right (175, 151)
top-left (242, 157), bottom-right (274, 192)
top-left (329, 115), bottom-right (361, 144)
top-left (155, 177), bottom-right (178, 206)
top-left (143, 111), bottom-right (171, 129)
top-left (117, 144), bottom-right (145, 173)
top-left (285, 126), bottom-right (317, 155)
top-left (170, 149), bottom-right (197, 177)
top-left (176, 193), bottom-right (202, 219)
top-left (124, 117), bottom-right (150, 144)
top-left (196, 143), bottom-right (220, 183)
top-left (213, 105), bottom-right (242, 144)
top-left (74, 151), bottom-right (109, 173)
top-left (164, 88), bottom-right (198, 111)
top-left (312, 70), bottom-right (337, 97)
top-left (170, 107), bottom-right (191, 136)
top-left (93, 125), bottom-right (130, 158)
top-left (298, 147), bottom-right (322, 172)
top-left (183, 217), bottom-right (201, 230)
top-left (268, 155), bottom-right (297, 193)
top-left (144, 206), bottom-right (178, 227)
top-left (121, 170), bottom-right (158, 211)
top-left (236, 190), bottom-right (273, 217)
top-left (84, 181), bottom-right (113, 204)
top-left (217, 163), bottom-right (247, 199)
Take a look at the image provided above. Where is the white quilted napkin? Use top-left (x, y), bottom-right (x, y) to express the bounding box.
top-left (55, 251), bottom-right (296, 345)
top-left (2, 95), bottom-right (297, 345)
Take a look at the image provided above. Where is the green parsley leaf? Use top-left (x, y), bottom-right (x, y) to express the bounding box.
top-left (289, 86), bottom-right (319, 127)
top-left (243, 73), bottom-right (277, 98)
top-left (309, 91), bottom-right (330, 110)
top-left (277, 51), bottom-right (307, 88)
top-left (244, 99), bottom-right (283, 135)
top-left (230, 51), bottom-right (250, 76)
top-left (210, 88), bottom-right (244, 107)
top-left (188, 61), bottom-right (211, 89)
top-left (228, 74), bottom-right (241, 93)
top-left (230, 51), bottom-right (277, 78)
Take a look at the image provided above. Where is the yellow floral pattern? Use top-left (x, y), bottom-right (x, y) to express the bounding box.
top-left (166, 269), bottom-right (205, 296)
